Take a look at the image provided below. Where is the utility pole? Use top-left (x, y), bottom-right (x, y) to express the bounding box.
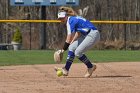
top-left (40, 6), bottom-right (46, 49)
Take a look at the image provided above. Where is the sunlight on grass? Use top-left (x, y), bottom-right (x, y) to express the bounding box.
top-left (0, 50), bottom-right (139, 66)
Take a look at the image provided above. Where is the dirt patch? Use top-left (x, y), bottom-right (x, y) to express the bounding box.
top-left (0, 62), bottom-right (140, 93)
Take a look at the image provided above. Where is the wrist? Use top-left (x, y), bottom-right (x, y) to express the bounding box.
top-left (63, 42), bottom-right (70, 51)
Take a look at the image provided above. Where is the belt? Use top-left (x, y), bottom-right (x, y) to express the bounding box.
top-left (87, 29), bottom-right (91, 34)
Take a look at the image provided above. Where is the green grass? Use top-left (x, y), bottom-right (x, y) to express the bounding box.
top-left (86, 50), bottom-right (140, 62)
top-left (0, 50), bottom-right (140, 66)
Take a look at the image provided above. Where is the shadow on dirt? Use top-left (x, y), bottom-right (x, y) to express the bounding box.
top-left (94, 75), bottom-right (132, 78)
top-left (64, 75), bottom-right (132, 78)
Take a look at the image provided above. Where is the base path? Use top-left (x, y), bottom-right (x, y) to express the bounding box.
top-left (0, 62), bottom-right (140, 93)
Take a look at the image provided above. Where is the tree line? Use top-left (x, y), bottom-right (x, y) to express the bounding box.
top-left (0, 0), bottom-right (140, 50)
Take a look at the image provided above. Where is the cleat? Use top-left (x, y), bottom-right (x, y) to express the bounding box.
top-left (54, 67), bottom-right (69, 76)
top-left (61, 67), bottom-right (69, 76)
top-left (84, 65), bottom-right (97, 78)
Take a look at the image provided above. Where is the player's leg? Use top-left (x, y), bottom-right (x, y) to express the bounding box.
top-left (75, 30), bottom-right (100, 77)
top-left (75, 30), bottom-right (100, 57)
top-left (63, 35), bottom-right (85, 75)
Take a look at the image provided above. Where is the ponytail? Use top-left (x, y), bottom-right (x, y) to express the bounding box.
top-left (58, 6), bottom-right (77, 16)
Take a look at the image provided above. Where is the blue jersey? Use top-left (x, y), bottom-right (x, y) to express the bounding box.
top-left (66, 16), bottom-right (97, 36)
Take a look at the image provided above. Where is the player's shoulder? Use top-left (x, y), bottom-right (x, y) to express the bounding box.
top-left (69, 16), bottom-right (77, 21)
top-left (69, 16), bottom-right (84, 19)
top-left (68, 16), bottom-right (79, 23)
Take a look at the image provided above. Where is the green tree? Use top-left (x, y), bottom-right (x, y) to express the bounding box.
top-left (12, 28), bottom-right (22, 43)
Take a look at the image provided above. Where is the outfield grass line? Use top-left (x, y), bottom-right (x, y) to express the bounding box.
top-left (0, 50), bottom-right (139, 66)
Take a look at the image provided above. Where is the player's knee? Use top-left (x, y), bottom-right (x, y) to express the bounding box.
top-left (75, 49), bottom-right (83, 57)
top-left (67, 51), bottom-right (75, 61)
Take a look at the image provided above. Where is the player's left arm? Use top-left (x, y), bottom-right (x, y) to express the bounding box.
top-left (65, 33), bottom-right (75, 43)
top-left (70, 32), bottom-right (81, 44)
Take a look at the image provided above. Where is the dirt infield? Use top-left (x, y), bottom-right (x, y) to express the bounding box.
top-left (0, 62), bottom-right (140, 93)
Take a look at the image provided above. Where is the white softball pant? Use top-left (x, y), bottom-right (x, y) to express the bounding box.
top-left (69, 30), bottom-right (100, 57)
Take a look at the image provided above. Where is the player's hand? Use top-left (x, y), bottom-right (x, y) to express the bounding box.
top-left (57, 49), bottom-right (64, 54)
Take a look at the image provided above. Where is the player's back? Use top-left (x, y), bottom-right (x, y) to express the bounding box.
top-left (70, 16), bottom-right (97, 30)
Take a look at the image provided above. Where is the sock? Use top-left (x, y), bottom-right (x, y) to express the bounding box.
top-left (78, 54), bottom-right (93, 68)
top-left (65, 51), bottom-right (75, 71)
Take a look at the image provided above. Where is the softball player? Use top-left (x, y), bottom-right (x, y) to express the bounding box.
top-left (56, 7), bottom-right (100, 78)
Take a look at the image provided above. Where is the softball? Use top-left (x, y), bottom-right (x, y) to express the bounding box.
top-left (57, 70), bottom-right (63, 77)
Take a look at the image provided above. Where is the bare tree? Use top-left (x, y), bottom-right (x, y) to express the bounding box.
top-left (0, 0), bottom-right (139, 49)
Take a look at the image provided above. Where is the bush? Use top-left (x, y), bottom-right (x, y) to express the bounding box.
top-left (12, 28), bottom-right (22, 43)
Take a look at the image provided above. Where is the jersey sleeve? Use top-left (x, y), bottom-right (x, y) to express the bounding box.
top-left (66, 17), bottom-right (78, 35)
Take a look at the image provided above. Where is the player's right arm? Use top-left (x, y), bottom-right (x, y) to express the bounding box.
top-left (62, 17), bottom-right (78, 51)
top-left (63, 33), bottom-right (75, 51)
